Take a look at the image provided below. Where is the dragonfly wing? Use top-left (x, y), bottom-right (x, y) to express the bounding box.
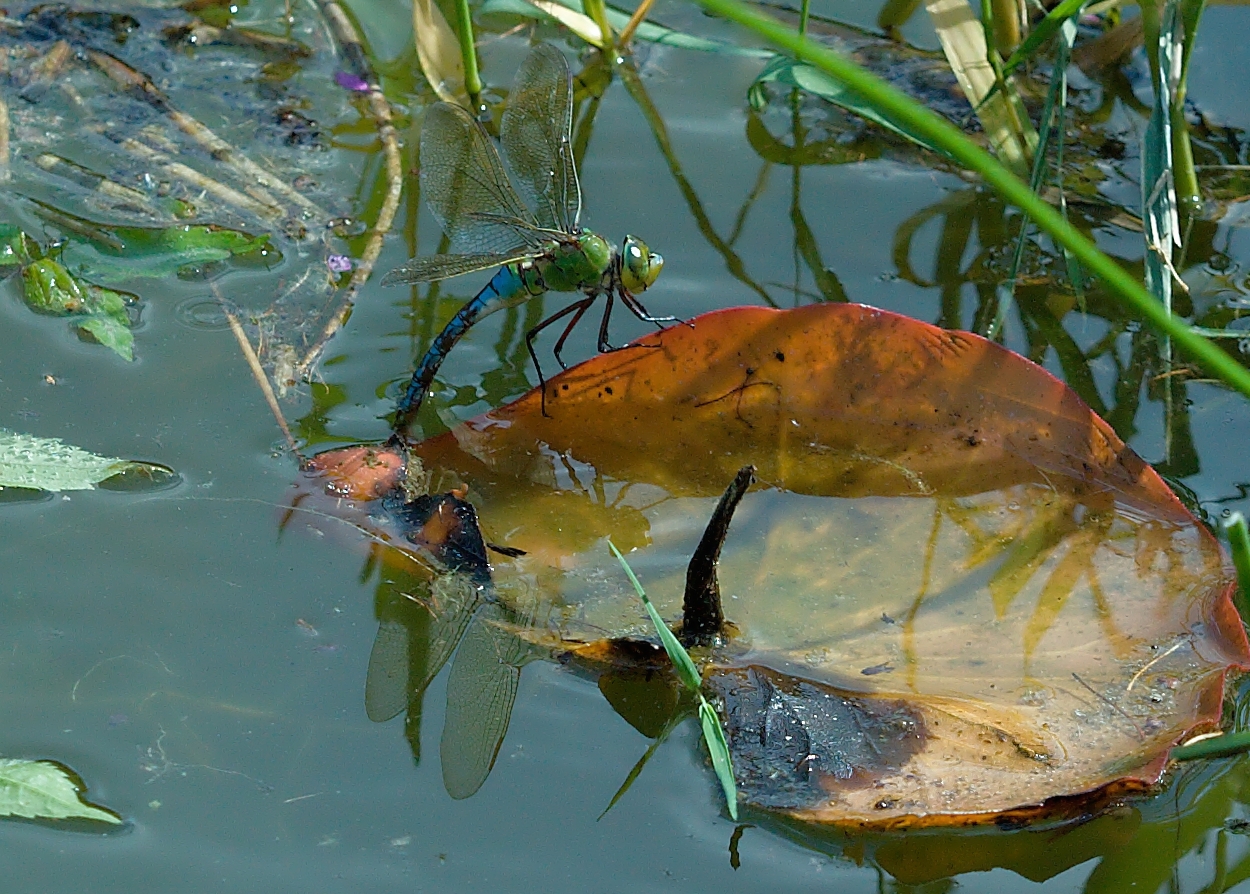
top-left (410, 574), bottom-right (487, 699)
top-left (365, 619), bottom-right (409, 723)
top-left (501, 44), bottom-right (582, 234)
top-left (440, 600), bottom-right (530, 799)
top-left (381, 251), bottom-right (528, 286)
top-left (420, 102), bottom-right (540, 256)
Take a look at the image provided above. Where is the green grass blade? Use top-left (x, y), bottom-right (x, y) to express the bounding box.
top-left (698, 697), bottom-right (739, 821)
top-left (1002, 0), bottom-right (1085, 75)
top-left (608, 540), bottom-right (702, 694)
top-left (988, 15), bottom-right (1076, 339)
top-left (1142, 0), bottom-right (1182, 325)
top-left (685, 0), bottom-right (1250, 403)
top-left (608, 540), bottom-right (738, 820)
top-left (1225, 512), bottom-right (1250, 626)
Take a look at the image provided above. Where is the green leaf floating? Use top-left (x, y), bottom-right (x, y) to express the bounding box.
top-left (748, 55), bottom-right (946, 156)
top-left (78, 311), bottom-right (134, 361)
top-left (20, 257), bottom-right (137, 361)
top-left (0, 759), bottom-right (122, 824)
top-left (0, 430), bottom-right (136, 491)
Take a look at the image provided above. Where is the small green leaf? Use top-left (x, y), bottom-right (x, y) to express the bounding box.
top-left (78, 314), bottom-right (135, 361)
top-left (0, 759), bottom-right (122, 824)
top-left (0, 225), bottom-right (30, 268)
top-left (698, 697), bottom-right (739, 821)
top-left (608, 540), bottom-right (702, 692)
top-left (22, 258), bottom-right (87, 314)
top-left (748, 56), bottom-right (946, 155)
top-left (0, 430), bottom-right (137, 491)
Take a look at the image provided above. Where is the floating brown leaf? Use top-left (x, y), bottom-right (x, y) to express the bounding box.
top-left (310, 304), bottom-right (1250, 827)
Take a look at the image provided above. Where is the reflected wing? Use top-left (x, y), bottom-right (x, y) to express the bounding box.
top-left (501, 44), bottom-right (581, 233)
top-left (440, 601), bottom-right (530, 799)
top-left (420, 102), bottom-right (542, 256)
top-left (381, 251), bottom-right (530, 286)
top-left (411, 574), bottom-right (487, 698)
top-left (365, 619), bottom-right (409, 723)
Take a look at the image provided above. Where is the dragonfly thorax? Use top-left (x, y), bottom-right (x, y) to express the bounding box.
top-left (538, 232), bottom-right (612, 293)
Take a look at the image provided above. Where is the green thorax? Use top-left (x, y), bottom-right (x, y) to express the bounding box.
top-left (517, 232), bottom-right (612, 295)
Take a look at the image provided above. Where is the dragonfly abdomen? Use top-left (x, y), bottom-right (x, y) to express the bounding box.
top-left (394, 263), bottom-right (545, 429)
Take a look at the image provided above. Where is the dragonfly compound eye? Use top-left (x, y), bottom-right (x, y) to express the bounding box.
top-left (620, 235), bottom-right (663, 293)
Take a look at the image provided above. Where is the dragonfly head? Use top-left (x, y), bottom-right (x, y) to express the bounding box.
top-left (619, 236), bottom-right (663, 294)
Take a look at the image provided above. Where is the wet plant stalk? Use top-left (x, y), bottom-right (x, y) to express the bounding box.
top-left (299, 0), bottom-right (405, 376)
top-left (1225, 513), bottom-right (1250, 626)
top-left (453, 0), bottom-right (481, 100)
top-left (582, 0), bottom-right (615, 50)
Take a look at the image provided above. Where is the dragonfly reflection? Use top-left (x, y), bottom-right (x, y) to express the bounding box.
top-left (364, 491), bottom-right (538, 798)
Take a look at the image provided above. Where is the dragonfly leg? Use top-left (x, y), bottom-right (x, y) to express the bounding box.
top-left (620, 290), bottom-right (682, 330)
top-left (525, 296), bottom-right (595, 417)
top-left (596, 290), bottom-right (619, 353)
top-left (548, 297), bottom-right (597, 370)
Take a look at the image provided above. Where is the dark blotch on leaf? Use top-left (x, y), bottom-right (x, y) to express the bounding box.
top-left (709, 667), bottom-right (925, 810)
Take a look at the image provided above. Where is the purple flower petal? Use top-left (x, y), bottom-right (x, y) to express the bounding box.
top-left (327, 254), bottom-right (353, 273)
top-left (334, 71), bottom-right (370, 92)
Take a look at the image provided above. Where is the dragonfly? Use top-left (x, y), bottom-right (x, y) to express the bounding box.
top-left (383, 44), bottom-right (669, 438)
top-left (364, 490), bottom-right (539, 800)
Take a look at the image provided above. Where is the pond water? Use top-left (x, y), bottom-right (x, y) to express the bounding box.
top-left (5, 0), bottom-right (1250, 890)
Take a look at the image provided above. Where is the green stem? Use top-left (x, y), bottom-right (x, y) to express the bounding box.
top-left (1225, 513), bottom-right (1250, 626)
top-left (688, 0), bottom-right (1250, 401)
top-left (1173, 0), bottom-right (1208, 212)
top-left (582, 0), bottom-right (615, 51)
top-left (453, 0), bottom-right (481, 99)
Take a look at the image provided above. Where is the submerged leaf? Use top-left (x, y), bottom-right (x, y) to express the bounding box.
top-left (401, 304), bottom-right (1249, 826)
top-left (0, 759), bottom-right (122, 824)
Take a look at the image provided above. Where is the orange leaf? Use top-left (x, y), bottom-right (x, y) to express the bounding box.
top-left (307, 304), bottom-right (1250, 826)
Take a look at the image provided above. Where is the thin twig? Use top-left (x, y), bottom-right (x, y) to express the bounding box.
top-left (0, 91), bottom-right (9, 183)
top-left (219, 295), bottom-right (300, 459)
top-left (35, 153), bottom-right (165, 216)
top-left (1072, 672), bottom-right (1145, 741)
top-left (107, 131), bottom-right (286, 220)
top-left (86, 49), bottom-right (324, 222)
top-left (618, 0), bottom-right (658, 45)
top-left (1126, 639), bottom-right (1186, 692)
top-left (297, 0), bottom-right (405, 377)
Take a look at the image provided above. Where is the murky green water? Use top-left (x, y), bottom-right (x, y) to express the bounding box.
top-left (5, 0), bottom-right (1250, 889)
